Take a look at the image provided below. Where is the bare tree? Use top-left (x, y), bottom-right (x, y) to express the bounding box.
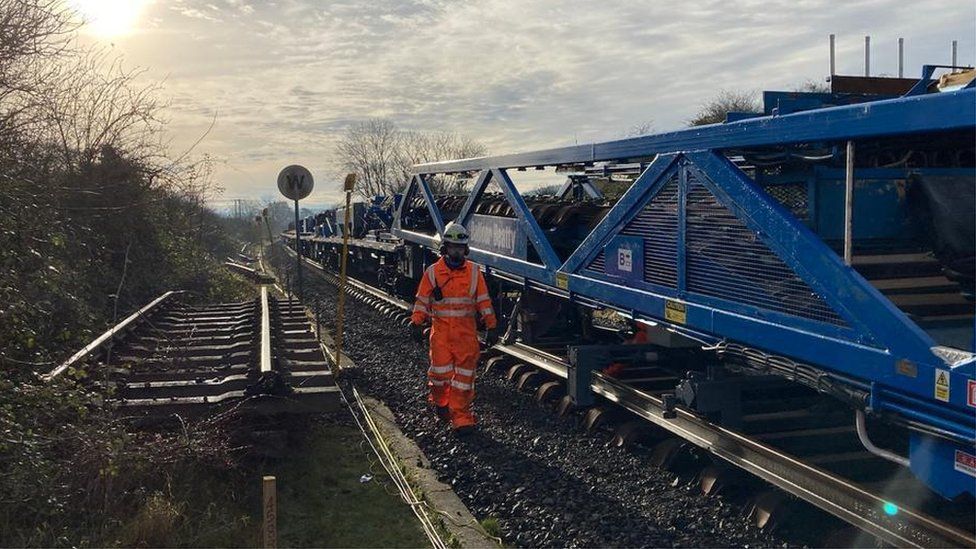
top-left (31, 48), bottom-right (164, 168)
top-left (622, 120), bottom-right (654, 138)
top-left (334, 118), bottom-right (400, 198)
top-left (793, 79), bottom-right (831, 93)
top-left (395, 130), bottom-right (486, 195)
top-left (0, 0), bottom-right (76, 131)
top-left (334, 118), bottom-right (487, 198)
top-left (688, 89), bottom-right (761, 126)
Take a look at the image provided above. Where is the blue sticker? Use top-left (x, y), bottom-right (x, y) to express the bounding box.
top-left (605, 236), bottom-right (644, 283)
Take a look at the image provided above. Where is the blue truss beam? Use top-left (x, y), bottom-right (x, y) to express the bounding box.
top-left (414, 89), bottom-right (975, 174)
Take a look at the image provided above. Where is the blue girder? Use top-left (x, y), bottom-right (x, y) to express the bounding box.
top-left (414, 87), bottom-right (974, 174)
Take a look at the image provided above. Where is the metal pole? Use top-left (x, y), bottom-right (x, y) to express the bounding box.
top-left (951, 40), bottom-right (958, 68)
top-left (844, 140), bottom-right (855, 266)
top-left (334, 188), bottom-right (353, 370)
top-left (293, 199), bottom-right (303, 303)
top-left (829, 34), bottom-right (836, 76)
top-left (898, 38), bottom-right (904, 78)
top-left (864, 36), bottom-right (870, 77)
top-left (264, 216), bottom-right (275, 270)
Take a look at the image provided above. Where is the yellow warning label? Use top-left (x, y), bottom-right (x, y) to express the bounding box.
top-left (935, 368), bottom-right (950, 402)
top-left (555, 272), bottom-right (569, 290)
top-left (665, 300), bottom-right (687, 324)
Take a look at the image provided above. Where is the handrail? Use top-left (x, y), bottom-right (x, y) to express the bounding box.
top-left (43, 291), bottom-right (181, 381)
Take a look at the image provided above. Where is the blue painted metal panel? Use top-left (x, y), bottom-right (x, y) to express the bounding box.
top-left (909, 433), bottom-right (975, 499)
top-left (468, 213), bottom-right (527, 259)
top-left (415, 88), bottom-right (975, 173)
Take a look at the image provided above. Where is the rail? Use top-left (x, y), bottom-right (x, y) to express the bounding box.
top-left (43, 290), bottom-right (181, 381)
top-left (289, 248), bottom-right (412, 311)
top-left (225, 260), bottom-right (275, 283)
top-left (492, 342), bottom-right (973, 548)
top-left (260, 286), bottom-right (272, 373)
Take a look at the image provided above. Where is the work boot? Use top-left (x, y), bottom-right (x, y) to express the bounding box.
top-left (453, 424), bottom-right (476, 437)
top-left (434, 405), bottom-right (451, 422)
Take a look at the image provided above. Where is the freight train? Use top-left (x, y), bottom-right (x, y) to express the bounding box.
top-left (284, 66), bottom-right (976, 504)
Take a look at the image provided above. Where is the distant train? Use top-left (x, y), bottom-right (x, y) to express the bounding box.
top-left (285, 67), bottom-right (976, 502)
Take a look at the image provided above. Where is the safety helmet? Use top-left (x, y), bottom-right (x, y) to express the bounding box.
top-left (441, 222), bottom-right (470, 245)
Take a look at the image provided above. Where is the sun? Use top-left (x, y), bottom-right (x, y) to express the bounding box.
top-left (70, 0), bottom-right (151, 37)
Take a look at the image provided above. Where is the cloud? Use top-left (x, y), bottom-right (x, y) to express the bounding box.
top-left (108, 0), bottom-right (975, 205)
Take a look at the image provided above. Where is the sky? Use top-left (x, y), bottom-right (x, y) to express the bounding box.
top-left (70, 0), bottom-right (976, 210)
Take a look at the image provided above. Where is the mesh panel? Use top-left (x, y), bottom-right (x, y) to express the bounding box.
top-left (587, 250), bottom-right (606, 273)
top-left (584, 176), bottom-right (679, 287)
top-left (686, 174), bottom-right (846, 326)
top-left (621, 178), bottom-right (679, 287)
top-left (765, 184), bottom-right (809, 221)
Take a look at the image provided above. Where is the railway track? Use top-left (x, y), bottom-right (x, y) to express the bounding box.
top-left (46, 286), bottom-right (339, 417)
top-left (284, 245), bottom-right (975, 548)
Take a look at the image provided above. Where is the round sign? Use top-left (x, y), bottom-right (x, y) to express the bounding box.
top-left (277, 165), bottom-right (314, 201)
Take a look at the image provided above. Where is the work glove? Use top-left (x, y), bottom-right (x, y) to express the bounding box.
top-left (484, 327), bottom-right (499, 347)
top-left (410, 323), bottom-right (425, 344)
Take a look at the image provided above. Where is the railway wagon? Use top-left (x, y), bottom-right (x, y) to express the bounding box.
top-left (285, 66), bottom-right (976, 505)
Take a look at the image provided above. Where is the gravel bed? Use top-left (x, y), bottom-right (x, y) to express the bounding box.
top-left (282, 258), bottom-right (788, 548)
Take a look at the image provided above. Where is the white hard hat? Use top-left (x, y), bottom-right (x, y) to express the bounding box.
top-left (441, 221), bottom-right (470, 245)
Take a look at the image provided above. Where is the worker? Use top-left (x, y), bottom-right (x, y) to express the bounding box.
top-left (409, 222), bottom-right (497, 435)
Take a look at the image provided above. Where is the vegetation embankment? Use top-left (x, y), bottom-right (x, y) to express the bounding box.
top-left (0, 1), bottom-right (253, 545)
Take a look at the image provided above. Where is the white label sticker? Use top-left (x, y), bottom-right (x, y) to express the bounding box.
top-left (955, 450), bottom-right (976, 478)
top-left (934, 368), bottom-right (950, 402)
top-left (617, 248), bottom-right (633, 273)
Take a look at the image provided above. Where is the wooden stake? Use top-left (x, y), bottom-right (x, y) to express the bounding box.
top-left (263, 475), bottom-right (277, 548)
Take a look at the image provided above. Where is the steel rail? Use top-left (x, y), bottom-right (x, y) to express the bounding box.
top-left (44, 290), bottom-right (182, 381)
top-left (287, 245), bottom-right (974, 547)
top-left (260, 286), bottom-right (272, 373)
top-left (491, 342), bottom-right (974, 549)
top-left (288, 248), bottom-right (411, 311)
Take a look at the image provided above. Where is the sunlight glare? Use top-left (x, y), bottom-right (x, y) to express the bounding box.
top-left (71, 0), bottom-right (150, 37)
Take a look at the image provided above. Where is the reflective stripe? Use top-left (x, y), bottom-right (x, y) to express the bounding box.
top-left (429, 379), bottom-right (448, 386)
top-left (479, 308), bottom-right (494, 317)
top-left (413, 303), bottom-right (428, 313)
top-left (415, 294), bottom-right (430, 304)
top-left (468, 265), bottom-right (478, 297)
top-left (450, 379), bottom-right (473, 390)
top-left (455, 366), bottom-right (475, 377)
top-left (428, 364), bottom-right (454, 374)
top-left (439, 297), bottom-right (475, 305)
top-left (475, 293), bottom-right (489, 302)
top-left (433, 309), bottom-right (476, 317)
top-left (427, 266), bottom-right (437, 287)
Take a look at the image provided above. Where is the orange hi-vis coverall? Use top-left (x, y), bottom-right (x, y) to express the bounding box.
top-left (411, 257), bottom-right (496, 428)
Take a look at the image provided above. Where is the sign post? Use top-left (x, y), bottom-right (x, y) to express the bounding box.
top-left (277, 165), bottom-right (314, 303)
top-left (334, 173), bottom-right (356, 372)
